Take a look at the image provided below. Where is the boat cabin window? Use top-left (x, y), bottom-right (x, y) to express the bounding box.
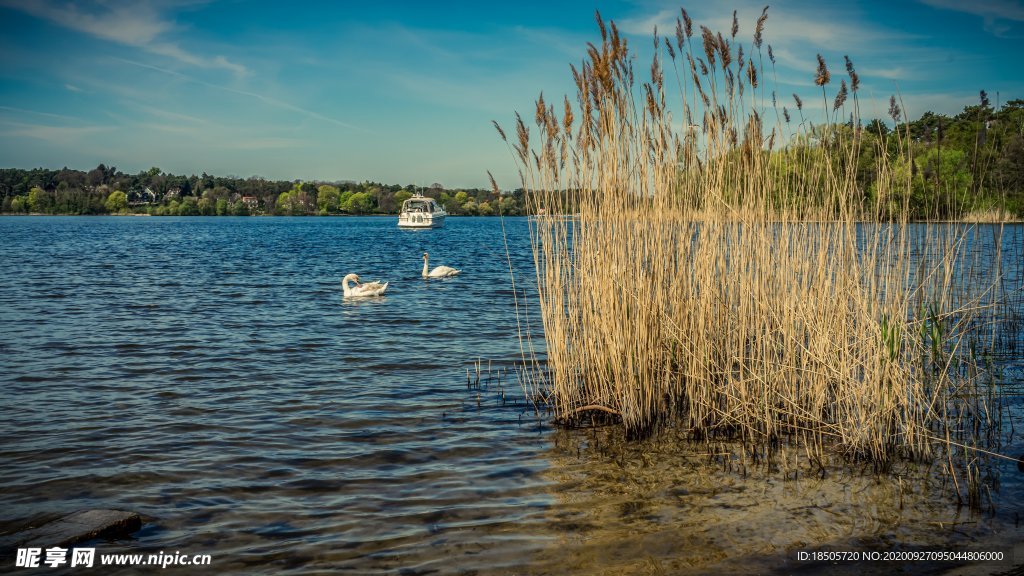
top-left (404, 199), bottom-right (438, 213)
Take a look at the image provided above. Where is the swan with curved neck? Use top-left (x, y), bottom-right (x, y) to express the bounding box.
top-left (422, 252), bottom-right (460, 278)
top-left (341, 273), bottom-right (388, 297)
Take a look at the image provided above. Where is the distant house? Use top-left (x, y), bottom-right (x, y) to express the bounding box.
top-left (128, 187), bottom-right (157, 206)
top-left (241, 196), bottom-right (259, 211)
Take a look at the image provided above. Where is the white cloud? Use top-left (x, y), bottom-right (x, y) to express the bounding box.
top-left (0, 0), bottom-right (247, 75)
top-left (619, 2), bottom-right (919, 58)
top-left (111, 58), bottom-right (368, 133)
top-left (0, 105), bottom-right (82, 122)
top-left (918, 0), bottom-right (1024, 36)
top-left (0, 120), bottom-right (112, 143)
top-left (919, 0), bottom-right (1024, 21)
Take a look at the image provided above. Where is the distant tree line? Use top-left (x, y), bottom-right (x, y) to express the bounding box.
top-left (2, 96), bottom-right (1021, 219)
top-left (0, 166), bottom-right (529, 217)
top-left (789, 94), bottom-right (1024, 219)
top-left (849, 95), bottom-right (1024, 218)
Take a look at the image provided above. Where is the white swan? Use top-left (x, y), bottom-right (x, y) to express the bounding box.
top-left (422, 252), bottom-right (460, 278)
top-left (341, 273), bottom-right (388, 298)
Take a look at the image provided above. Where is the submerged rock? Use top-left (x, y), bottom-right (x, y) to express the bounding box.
top-left (3, 509), bottom-right (142, 549)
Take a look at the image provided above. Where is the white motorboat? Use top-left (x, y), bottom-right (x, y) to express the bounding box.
top-left (398, 193), bottom-right (446, 228)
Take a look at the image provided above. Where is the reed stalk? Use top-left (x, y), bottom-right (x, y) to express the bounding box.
top-left (497, 7), bottom-right (1017, 479)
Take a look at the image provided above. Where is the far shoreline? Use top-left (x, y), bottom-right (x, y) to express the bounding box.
top-left (2, 213), bottom-right (1020, 224)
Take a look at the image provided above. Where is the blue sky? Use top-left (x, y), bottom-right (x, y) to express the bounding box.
top-left (1, 0), bottom-right (1022, 189)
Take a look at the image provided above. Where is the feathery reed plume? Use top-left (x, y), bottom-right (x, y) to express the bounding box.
top-left (698, 57), bottom-right (709, 76)
top-left (754, 6), bottom-right (768, 48)
top-left (701, 26), bottom-right (717, 68)
top-left (665, 37), bottom-right (676, 60)
top-left (596, 10), bottom-right (607, 42)
top-left (563, 95), bottom-right (574, 137)
top-left (681, 7), bottom-right (693, 38)
top-left (651, 53), bottom-right (664, 89)
top-left (747, 59), bottom-right (758, 88)
top-left (570, 63), bottom-right (583, 94)
top-left (783, 106), bottom-right (790, 122)
top-left (793, 93), bottom-right (803, 110)
top-left (814, 53), bottom-right (830, 86)
top-left (493, 120), bottom-right (507, 142)
top-left (545, 103), bottom-right (558, 142)
top-left (644, 84), bottom-right (658, 119)
top-left (515, 112), bottom-right (529, 162)
top-left (731, 10), bottom-right (739, 38)
top-left (889, 95), bottom-right (901, 122)
top-left (610, 21), bottom-right (622, 59)
top-left (833, 79), bottom-right (848, 110)
top-left (768, 44), bottom-right (775, 64)
top-left (844, 55), bottom-right (859, 92)
top-left (717, 32), bottom-right (731, 70)
top-left (738, 45), bottom-right (745, 72)
top-left (487, 171), bottom-right (499, 195)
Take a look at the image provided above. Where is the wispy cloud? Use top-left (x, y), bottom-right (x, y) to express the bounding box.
top-left (612, 3), bottom-right (960, 98)
top-left (859, 65), bottom-right (911, 81)
top-left (63, 83), bottom-right (83, 93)
top-left (0, 120), bottom-right (112, 143)
top-left (0, 105), bottom-right (83, 122)
top-left (112, 58), bottom-right (367, 132)
top-left (0, 0), bottom-right (247, 75)
top-left (918, 0), bottom-right (1024, 36)
top-left (620, 2), bottom-right (918, 56)
top-left (129, 103), bottom-right (207, 125)
top-left (136, 120), bottom-right (300, 149)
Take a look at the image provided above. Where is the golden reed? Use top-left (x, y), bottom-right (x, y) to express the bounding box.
top-left (495, 7), bottom-right (1016, 497)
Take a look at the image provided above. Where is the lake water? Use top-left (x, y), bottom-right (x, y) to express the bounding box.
top-left (1, 216), bottom-right (1023, 575)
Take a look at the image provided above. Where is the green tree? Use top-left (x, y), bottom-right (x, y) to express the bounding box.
top-left (338, 190), bottom-right (354, 212)
top-left (276, 190), bottom-right (297, 215)
top-left (864, 119), bottom-right (890, 139)
top-left (499, 196), bottom-right (519, 215)
top-left (344, 191), bottom-right (375, 214)
top-left (276, 182), bottom-right (310, 215)
top-left (394, 190), bottom-right (413, 208)
top-left (231, 200), bottom-right (251, 216)
top-left (178, 197), bottom-right (200, 216)
top-left (317, 184), bottom-right (341, 213)
top-left (28, 186), bottom-right (51, 213)
top-left (104, 190), bottom-right (128, 213)
top-left (10, 195), bottom-right (27, 213)
top-left (198, 196), bottom-right (215, 216)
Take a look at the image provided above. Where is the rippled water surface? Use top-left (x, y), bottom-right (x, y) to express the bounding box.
top-left (2, 217), bottom-right (1023, 575)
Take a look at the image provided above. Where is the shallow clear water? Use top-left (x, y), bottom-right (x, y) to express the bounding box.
top-left (1, 216), bottom-right (1023, 575)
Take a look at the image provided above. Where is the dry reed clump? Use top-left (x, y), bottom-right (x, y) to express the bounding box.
top-left (495, 7), bottom-right (1016, 487)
